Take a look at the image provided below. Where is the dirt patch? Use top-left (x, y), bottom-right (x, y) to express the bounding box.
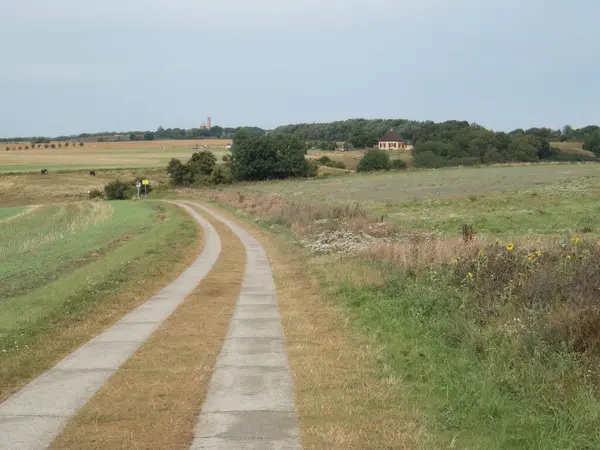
top-left (49, 207), bottom-right (245, 449)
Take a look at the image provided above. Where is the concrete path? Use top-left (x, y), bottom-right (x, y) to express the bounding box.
top-left (0, 203), bottom-right (222, 450)
top-left (187, 203), bottom-right (301, 450)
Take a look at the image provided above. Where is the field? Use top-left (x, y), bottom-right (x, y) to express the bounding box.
top-left (0, 139), bottom-right (231, 172)
top-left (200, 160), bottom-right (600, 448)
top-left (0, 200), bottom-right (200, 401)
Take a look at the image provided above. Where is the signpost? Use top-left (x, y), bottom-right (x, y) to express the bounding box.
top-left (142, 179), bottom-right (149, 198)
top-left (136, 180), bottom-right (141, 198)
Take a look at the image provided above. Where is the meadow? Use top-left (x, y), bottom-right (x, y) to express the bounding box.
top-left (200, 160), bottom-right (600, 449)
top-left (0, 139), bottom-right (231, 172)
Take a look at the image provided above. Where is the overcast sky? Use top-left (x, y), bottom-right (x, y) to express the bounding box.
top-left (0, 0), bottom-right (598, 137)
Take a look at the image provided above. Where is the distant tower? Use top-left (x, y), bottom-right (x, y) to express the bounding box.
top-left (207, 116), bottom-right (212, 130)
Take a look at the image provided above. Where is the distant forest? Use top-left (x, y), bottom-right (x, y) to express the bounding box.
top-left (273, 119), bottom-right (600, 167)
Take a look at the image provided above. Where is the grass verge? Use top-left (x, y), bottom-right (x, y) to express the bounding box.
top-left (0, 202), bottom-right (201, 402)
top-left (49, 205), bottom-right (246, 449)
top-left (196, 201), bottom-right (426, 449)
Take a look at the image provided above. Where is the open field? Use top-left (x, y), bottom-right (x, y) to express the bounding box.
top-left (0, 168), bottom-right (168, 206)
top-left (214, 163), bottom-right (600, 237)
top-left (0, 140), bottom-right (231, 173)
top-left (0, 201), bottom-right (201, 401)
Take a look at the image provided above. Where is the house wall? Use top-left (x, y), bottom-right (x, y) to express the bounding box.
top-left (378, 141), bottom-right (411, 150)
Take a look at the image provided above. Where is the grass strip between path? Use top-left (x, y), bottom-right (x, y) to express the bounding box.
top-left (49, 205), bottom-right (246, 449)
top-left (199, 203), bottom-right (425, 450)
top-left (0, 203), bottom-right (201, 402)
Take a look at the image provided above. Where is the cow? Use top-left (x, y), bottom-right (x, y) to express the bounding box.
top-left (89, 170), bottom-right (96, 176)
top-left (40, 169), bottom-right (48, 175)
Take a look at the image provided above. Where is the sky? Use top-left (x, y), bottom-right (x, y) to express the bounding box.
top-left (0, 0), bottom-right (598, 137)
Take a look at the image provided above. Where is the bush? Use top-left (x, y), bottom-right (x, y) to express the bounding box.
top-left (316, 156), bottom-right (346, 169)
top-left (64, 142), bottom-right (69, 148)
top-left (88, 189), bottom-right (104, 200)
top-left (222, 154), bottom-right (231, 162)
top-left (79, 142), bottom-right (84, 147)
top-left (208, 165), bottom-right (232, 185)
top-left (413, 150), bottom-right (445, 168)
top-left (104, 180), bottom-right (135, 200)
top-left (50, 144), bottom-right (56, 149)
top-left (189, 150), bottom-right (216, 175)
top-left (357, 149), bottom-right (391, 172)
top-left (391, 159), bottom-right (407, 170)
top-left (307, 160), bottom-right (319, 178)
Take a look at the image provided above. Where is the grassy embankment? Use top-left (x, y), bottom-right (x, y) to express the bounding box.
top-left (0, 200), bottom-right (200, 401)
top-left (200, 163), bottom-right (600, 449)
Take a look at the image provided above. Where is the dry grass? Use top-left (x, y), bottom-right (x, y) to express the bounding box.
top-left (49, 207), bottom-right (245, 450)
top-left (0, 168), bottom-right (168, 206)
top-left (0, 140), bottom-right (231, 173)
top-left (0, 206), bottom-right (203, 402)
top-left (205, 204), bottom-right (425, 449)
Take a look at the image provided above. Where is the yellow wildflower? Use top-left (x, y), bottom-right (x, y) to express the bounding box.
top-left (572, 237), bottom-right (581, 245)
top-left (535, 250), bottom-right (542, 257)
top-left (527, 254), bottom-right (534, 262)
top-left (468, 272), bottom-right (474, 279)
top-left (567, 255), bottom-right (572, 261)
top-left (506, 243), bottom-right (514, 251)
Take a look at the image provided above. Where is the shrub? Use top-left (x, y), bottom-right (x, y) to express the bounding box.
top-left (307, 160), bottom-right (319, 178)
top-left (316, 156), bottom-right (346, 169)
top-left (357, 149), bottom-right (391, 172)
top-left (58, 144), bottom-right (62, 148)
top-left (5, 147), bottom-right (9, 151)
top-left (18, 146), bottom-right (22, 150)
top-left (413, 150), bottom-right (445, 168)
top-left (391, 159), bottom-right (407, 170)
top-left (50, 144), bottom-right (56, 149)
top-left (189, 150), bottom-right (216, 175)
top-left (88, 189), bottom-right (104, 200)
top-left (24, 146), bottom-right (29, 150)
top-left (222, 154), bottom-right (231, 162)
top-left (64, 142), bottom-right (69, 147)
top-left (79, 142), bottom-right (84, 147)
top-left (104, 180), bottom-right (135, 200)
top-left (208, 165), bottom-right (232, 185)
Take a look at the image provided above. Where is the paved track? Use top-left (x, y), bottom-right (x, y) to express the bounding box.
top-left (186, 202), bottom-right (300, 450)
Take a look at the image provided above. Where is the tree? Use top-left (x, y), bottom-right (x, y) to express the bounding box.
top-left (188, 151), bottom-right (217, 175)
top-left (167, 158), bottom-right (193, 186)
top-left (505, 136), bottom-right (539, 162)
top-left (143, 132), bottom-right (155, 141)
top-left (350, 128), bottom-right (377, 149)
top-left (583, 132), bottom-right (600, 156)
top-left (129, 133), bottom-right (137, 141)
top-left (357, 149), bottom-right (391, 172)
top-left (230, 131), bottom-right (311, 181)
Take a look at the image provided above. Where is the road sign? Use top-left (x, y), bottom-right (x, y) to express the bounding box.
top-left (136, 180), bottom-right (141, 188)
top-left (142, 180), bottom-right (149, 185)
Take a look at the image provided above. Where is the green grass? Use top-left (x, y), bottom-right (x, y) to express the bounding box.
top-left (0, 200), bottom-right (199, 400)
top-left (0, 206), bottom-right (26, 221)
top-left (0, 202), bottom-right (154, 300)
top-left (219, 163), bottom-right (600, 237)
top-left (320, 260), bottom-right (600, 449)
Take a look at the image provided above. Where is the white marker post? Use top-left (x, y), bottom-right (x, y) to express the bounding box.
top-left (136, 180), bottom-right (141, 198)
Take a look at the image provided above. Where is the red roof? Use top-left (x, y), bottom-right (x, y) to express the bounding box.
top-left (379, 130), bottom-right (404, 142)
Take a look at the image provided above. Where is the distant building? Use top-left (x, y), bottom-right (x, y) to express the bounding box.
top-left (378, 130), bottom-right (410, 150)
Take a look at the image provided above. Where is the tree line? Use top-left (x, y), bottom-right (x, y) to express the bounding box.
top-left (274, 119), bottom-right (600, 167)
